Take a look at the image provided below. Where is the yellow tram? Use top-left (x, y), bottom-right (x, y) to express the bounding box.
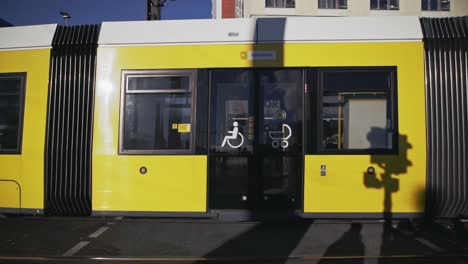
top-left (0, 16), bottom-right (466, 219)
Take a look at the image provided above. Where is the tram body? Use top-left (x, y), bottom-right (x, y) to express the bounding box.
top-left (0, 25), bottom-right (55, 213)
top-left (0, 16), bottom-right (465, 218)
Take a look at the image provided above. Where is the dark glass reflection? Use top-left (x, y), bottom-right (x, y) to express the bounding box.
top-left (123, 93), bottom-right (191, 150)
top-left (209, 156), bottom-right (250, 209)
top-left (440, 0), bottom-right (450, 10)
top-left (0, 77), bottom-right (22, 152)
top-left (320, 70), bottom-right (394, 151)
top-left (259, 69), bottom-right (302, 153)
top-left (422, 0), bottom-right (450, 11)
top-left (371, 0), bottom-right (399, 10)
top-left (265, 0), bottom-right (295, 8)
top-left (209, 70), bottom-right (254, 154)
top-left (319, 0), bottom-right (347, 9)
top-left (261, 156), bottom-right (300, 209)
top-left (128, 76), bottom-right (189, 91)
top-left (422, 0), bottom-right (428, 10)
top-left (208, 69), bottom-right (303, 211)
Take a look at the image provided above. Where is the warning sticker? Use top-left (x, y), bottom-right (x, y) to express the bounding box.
top-left (178, 124), bottom-right (191, 133)
top-left (172, 124), bottom-right (178, 129)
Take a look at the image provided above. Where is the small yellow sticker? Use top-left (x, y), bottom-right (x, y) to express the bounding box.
top-left (172, 124), bottom-right (178, 129)
top-left (178, 124), bottom-right (191, 133)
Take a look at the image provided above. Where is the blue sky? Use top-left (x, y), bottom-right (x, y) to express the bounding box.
top-left (0, 0), bottom-right (212, 26)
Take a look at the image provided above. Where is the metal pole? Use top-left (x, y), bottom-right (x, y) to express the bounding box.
top-left (147, 0), bottom-right (163, 20)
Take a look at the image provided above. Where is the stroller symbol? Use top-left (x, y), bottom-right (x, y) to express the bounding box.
top-left (221, 121), bottom-right (244, 149)
top-left (268, 124), bottom-right (292, 149)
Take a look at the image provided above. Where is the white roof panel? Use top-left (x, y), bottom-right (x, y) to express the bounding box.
top-left (256, 16), bottom-right (423, 42)
top-left (0, 24), bottom-right (57, 50)
top-left (98, 16), bottom-right (423, 46)
top-left (99, 19), bottom-right (257, 46)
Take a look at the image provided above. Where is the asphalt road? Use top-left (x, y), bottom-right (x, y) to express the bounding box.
top-left (0, 216), bottom-right (468, 263)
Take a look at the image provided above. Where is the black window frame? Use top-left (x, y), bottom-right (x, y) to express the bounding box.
top-left (307, 67), bottom-right (399, 155)
top-left (371, 0), bottom-right (400, 10)
top-left (0, 72), bottom-right (26, 155)
top-left (119, 69), bottom-right (196, 155)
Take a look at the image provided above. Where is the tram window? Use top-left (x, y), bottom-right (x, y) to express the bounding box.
top-left (319, 68), bottom-right (397, 153)
top-left (120, 70), bottom-right (194, 154)
top-left (127, 76), bottom-right (190, 91)
top-left (0, 73), bottom-right (25, 154)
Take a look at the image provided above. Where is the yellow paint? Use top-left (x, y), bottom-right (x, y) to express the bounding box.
top-left (94, 41), bottom-right (425, 214)
top-left (93, 155), bottom-right (206, 212)
top-left (301, 43), bottom-right (426, 214)
top-left (0, 49), bottom-right (51, 211)
top-left (177, 124), bottom-right (191, 133)
top-left (94, 46), bottom-right (211, 213)
top-left (0, 181), bottom-right (20, 208)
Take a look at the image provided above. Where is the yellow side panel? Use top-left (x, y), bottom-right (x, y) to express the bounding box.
top-left (301, 43), bottom-right (426, 214)
top-left (0, 181), bottom-right (20, 208)
top-left (93, 155), bottom-right (207, 212)
top-left (94, 42), bottom-right (425, 213)
top-left (304, 153), bottom-right (426, 213)
top-left (0, 49), bottom-right (51, 210)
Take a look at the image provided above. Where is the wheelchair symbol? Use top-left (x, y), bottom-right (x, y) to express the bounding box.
top-left (221, 121), bottom-right (244, 149)
top-left (268, 124), bottom-right (292, 149)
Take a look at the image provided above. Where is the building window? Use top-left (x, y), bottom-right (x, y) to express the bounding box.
top-left (318, 68), bottom-right (397, 153)
top-left (0, 73), bottom-right (25, 154)
top-left (422, 0), bottom-right (450, 11)
top-left (371, 0), bottom-right (399, 10)
top-left (120, 70), bottom-right (195, 154)
top-left (266, 0), bottom-right (295, 8)
top-left (318, 0), bottom-right (348, 9)
top-left (235, 0), bottom-right (244, 17)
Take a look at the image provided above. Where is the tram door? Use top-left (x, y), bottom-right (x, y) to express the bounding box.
top-left (208, 69), bottom-right (303, 213)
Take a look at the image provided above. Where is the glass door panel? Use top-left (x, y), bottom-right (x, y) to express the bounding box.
top-left (209, 70), bottom-right (254, 209)
top-left (258, 69), bottom-right (303, 209)
top-left (208, 69), bottom-right (303, 212)
top-left (209, 70), bottom-right (254, 154)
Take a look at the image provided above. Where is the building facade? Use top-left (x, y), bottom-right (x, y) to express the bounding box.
top-left (212, 0), bottom-right (468, 18)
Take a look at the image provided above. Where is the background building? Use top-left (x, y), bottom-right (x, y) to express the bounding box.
top-left (213, 0), bottom-right (468, 18)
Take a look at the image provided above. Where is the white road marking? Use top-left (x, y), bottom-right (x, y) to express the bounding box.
top-left (62, 241), bottom-right (89, 256)
top-left (415, 238), bottom-right (444, 252)
top-left (114, 216), bottom-right (123, 220)
top-left (107, 222), bottom-right (116, 225)
top-left (397, 227), bottom-right (445, 253)
top-left (89, 227), bottom-right (109, 238)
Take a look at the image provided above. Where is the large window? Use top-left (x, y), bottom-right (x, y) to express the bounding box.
top-left (266, 0), bottom-right (295, 8)
top-left (371, 0), bottom-right (399, 10)
top-left (0, 73), bottom-right (25, 154)
top-left (120, 70), bottom-right (195, 154)
top-left (422, 0), bottom-right (450, 11)
top-left (318, 0), bottom-right (347, 9)
top-left (318, 68), bottom-right (397, 153)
